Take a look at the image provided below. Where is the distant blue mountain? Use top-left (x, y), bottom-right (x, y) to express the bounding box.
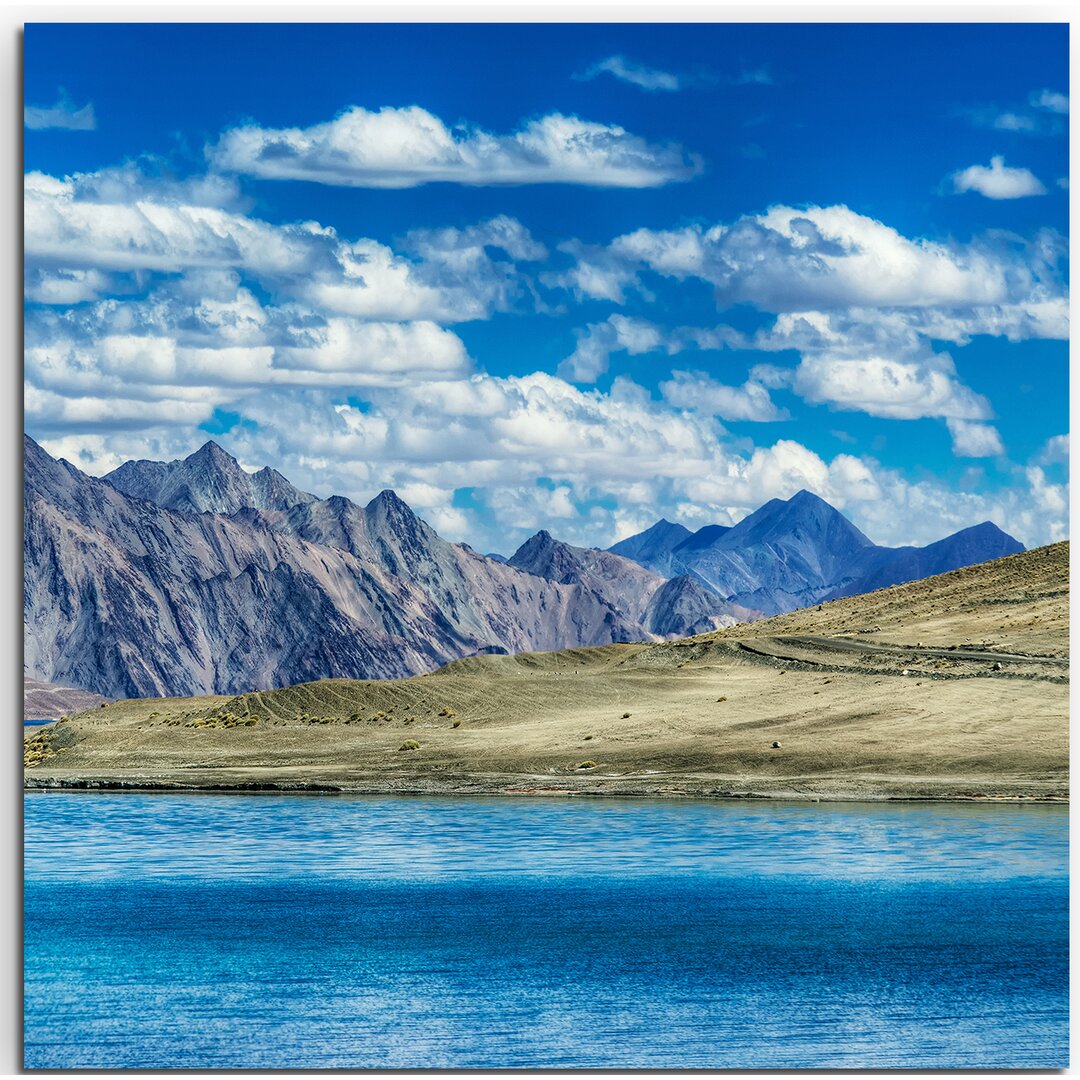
top-left (672, 523), bottom-right (731, 556)
top-left (609, 490), bottom-right (1024, 617)
top-left (608, 519), bottom-right (693, 576)
top-left (823, 522), bottom-right (1024, 601)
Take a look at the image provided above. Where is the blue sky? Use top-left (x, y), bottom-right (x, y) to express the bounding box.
top-left (24, 22), bottom-right (1069, 553)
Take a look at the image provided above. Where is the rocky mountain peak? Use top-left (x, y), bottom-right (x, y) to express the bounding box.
top-left (104, 441), bottom-right (314, 515)
top-left (187, 440), bottom-right (233, 464)
top-left (722, 489), bottom-right (874, 552)
top-left (364, 489), bottom-right (424, 534)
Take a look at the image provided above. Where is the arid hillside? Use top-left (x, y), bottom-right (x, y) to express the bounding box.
top-left (25, 542), bottom-right (1068, 802)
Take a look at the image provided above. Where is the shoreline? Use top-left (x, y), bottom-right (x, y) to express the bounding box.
top-left (23, 770), bottom-right (1069, 804)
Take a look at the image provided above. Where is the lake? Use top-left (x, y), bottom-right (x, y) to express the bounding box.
top-left (23, 792), bottom-right (1068, 1069)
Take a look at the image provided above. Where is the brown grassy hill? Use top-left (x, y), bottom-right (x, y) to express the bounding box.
top-left (25, 542), bottom-right (1069, 802)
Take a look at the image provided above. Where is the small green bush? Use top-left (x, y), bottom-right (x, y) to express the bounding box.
top-left (576, 760), bottom-right (597, 770)
top-left (451, 718), bottom-right (461, 729)
top-left (716, 696), bottom-right (727, 702)
top-left (621, 712), bottom-right (631, 719)
top-left (399, 740), bottom-right (421, 751)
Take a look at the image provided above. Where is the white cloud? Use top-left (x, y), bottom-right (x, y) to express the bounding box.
top-left (790, 353), bottom-right (991, 422)
top-left (558, 315), bottom-right (670, 382)
top-left (848, 467), bottom-right (1067, 549)
top-left (946, 419), bottom-right (1005, 458)
top-left (25, 92), bottom-right (95, 131)
top-left (25, 278), bottom-right (475, 406)
top-left (24, 163), bottom-right (1068, 553)
top-left (992, 112), bottom-right (1038, 133)
top-left (25, 170), bottom-right (540, 324)
top-left (579, 56), bottom-right (681, 92)
top-left (952, 156), bottom-right (1046, 199)
top-left (567, 205), bottom-right (1051, 311)
top-left (487, 484), bottom-right (580, 530)
top-left (551, 206), bottom-right (1066, 447)
top-left (1031, 89), bottom-right (1069, 114)
top-left (24, 268), bottom-right (114, 305)
top-left (274, 319), bottom-right (469, 377)
top-left (660, 371), bottom-right (786, 421)
top-left (36, 368), bottom-right (1067, 553)
top-left (26, 383), bottom-right (218, 431)
top-left (1037, 434), bottom-right (1069, 467)
top-left (208, 105), bottom-right (700, 188)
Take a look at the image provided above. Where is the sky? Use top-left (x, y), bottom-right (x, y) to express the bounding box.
top-left (23, 22), bottom-right (1069, 555)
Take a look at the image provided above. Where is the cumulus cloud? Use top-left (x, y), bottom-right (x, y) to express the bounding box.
top-left (560, 205), bottom-right (1059, 312)
top-left (25, 169), bottom-right (540, 324)
top-left (208, 105), bottom-right (701, 188)
top-left (578, 55), bottom-right (681, 92)
top-left (24, 268), bottom-right (114, 305)
top-left (850, 466), bottom-right (1067, 549)
top-left (1031, 88), bottom-right (1069, 114)
top-left (1037, 433), bottom-right (1069, 468)
top-left (951, 156), bottom-right (1046, 199)
top-left (24, 161), bottom-right (1068, 552)
top-left (660, 371), bottom-right (786, 421)
top-left (558, 315), bottom-right (670, 382)
top-left (487, 484), bottom-right (580, 531)
top-left (25, 91), bottom-right (96, 131)
top-left (551, 206), bottom-right (1067, 449)
top-left (24, 277), bottom-right (475, 421)
top-left (946, 419), bottom-right (1005, 458)
top-left (790, 354), bottom-right (990, 422)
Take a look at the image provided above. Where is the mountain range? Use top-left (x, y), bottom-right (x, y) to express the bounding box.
top-left (24, 436), bottom-right (1024, 700)
top-left (608, 495), bottom-right (1023, 616)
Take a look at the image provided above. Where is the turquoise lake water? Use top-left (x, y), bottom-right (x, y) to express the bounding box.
top-left (24, 792), bottom-right (1068, 1069)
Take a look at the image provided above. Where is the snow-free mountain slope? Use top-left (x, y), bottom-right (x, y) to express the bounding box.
top-left (25, 438), bottom-right (673, 698)
top-left (608, 519), bottom-right (693, 576)
top-left (106, 441), bottom-right (316, 515)
top-left (613, 491), bottom-right (1024, 618)
top-left (27, 438), bottom-right (1028, 700)
top-left (824, 521), bottom-right (1025, 601)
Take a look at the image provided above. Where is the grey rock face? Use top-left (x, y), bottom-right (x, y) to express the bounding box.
top-left (676, 490), bottom-right (876, 615)
top-left (105, 441), bottom-right (316, 515)
top-left (25, 437), bottom-right (665, 698)
top-left (509, 531), bottom-right (663, 623)
top-left (643, 575), bottom-right (739, 637)
top-left (24, 677), bottom-right (107, 721)
top-left (25, 436), bottom-right (467, 698)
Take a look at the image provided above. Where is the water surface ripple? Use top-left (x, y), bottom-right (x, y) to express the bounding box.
top-left (24, 793), bottom-right (1068, 1068)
